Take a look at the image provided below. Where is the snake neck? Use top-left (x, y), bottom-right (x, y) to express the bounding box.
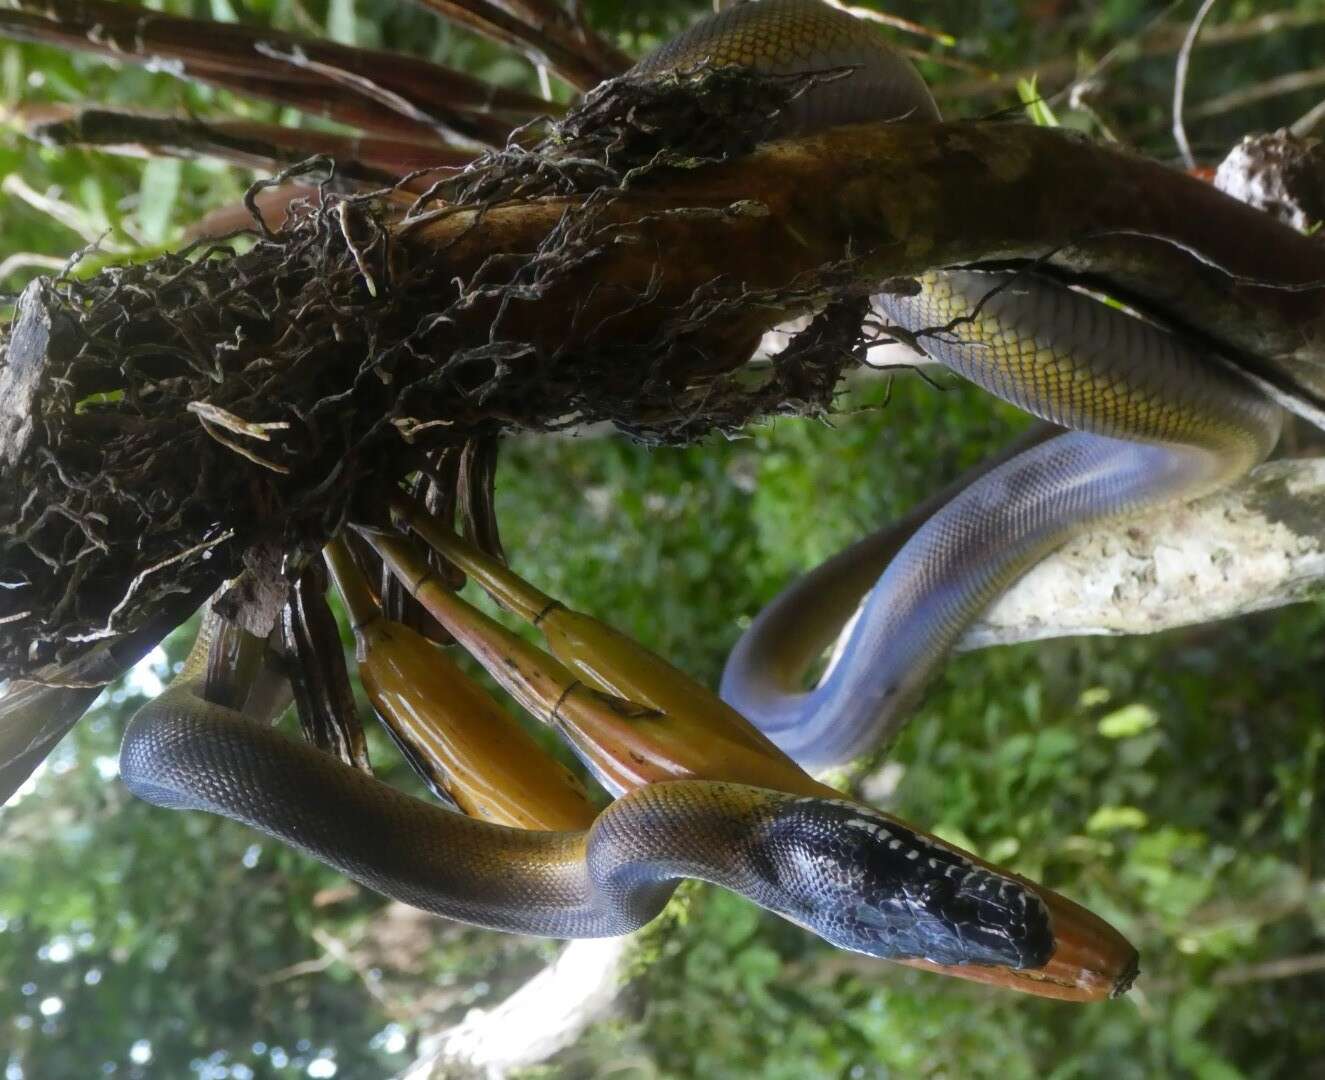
top-left (594, 782), bottom-right (1053, 969)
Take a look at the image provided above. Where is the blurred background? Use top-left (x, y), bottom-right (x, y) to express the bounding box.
top-left (2, 1), bottom-right (1324, 1076)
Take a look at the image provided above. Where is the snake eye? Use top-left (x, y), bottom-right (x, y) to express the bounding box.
top-left (919, 875), bottom-right (956, 906)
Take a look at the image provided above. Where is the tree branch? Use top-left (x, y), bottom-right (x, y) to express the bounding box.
top-left (962, 458), bottom-right (1325, 650)
top-left (0, 0), bottom-right (551, 147)
top-left (401, 937), bottom-right (631, 1080)
top-left (6, 108), bottom-right (1325, 677)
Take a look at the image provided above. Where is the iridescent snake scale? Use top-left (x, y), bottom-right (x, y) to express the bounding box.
top-left (706, 0), bottom-right (1282, 764)
top-left (120, 612), bottom-right (1070, 976)
top-left (120, 0), bottom-right (1287, 999)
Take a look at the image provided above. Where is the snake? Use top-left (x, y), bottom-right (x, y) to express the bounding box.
top-left (121, 613), bottom-right (1059, 970)
top-left (117, 0), bottom-right (1281, 991)
top-left (709, 0), bottom-right (1283, 766)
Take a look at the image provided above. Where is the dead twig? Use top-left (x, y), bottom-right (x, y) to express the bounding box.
top-left (1173, 0), bottom-right (1218, 170)
top-left (1187, 68), bottom-right (1325, 124)
top-left (1213, 952), bottom-right (1325, 987)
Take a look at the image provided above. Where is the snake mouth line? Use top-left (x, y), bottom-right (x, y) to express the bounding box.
top-left (1019, 946), bottom-right (1140, 1000)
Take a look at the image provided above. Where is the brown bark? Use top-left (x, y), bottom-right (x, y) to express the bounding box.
top-left (406, 119), bottom-right (1325, 385)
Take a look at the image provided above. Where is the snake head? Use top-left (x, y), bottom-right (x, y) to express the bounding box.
top-left (756, 797), bottom-right (1054, 969)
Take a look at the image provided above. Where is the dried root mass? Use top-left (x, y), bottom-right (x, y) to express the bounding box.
top-left (0, 69), bottom-right (879, 677)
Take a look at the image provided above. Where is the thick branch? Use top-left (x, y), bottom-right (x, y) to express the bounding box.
top-left (962, 459), bottom-right (1325, 649)
top-left (402, 937), bottom-right (631, 1080)
top-left (6, 113), bottom-right (1325, 676)
top-left (417, 121), bottom-right (1325, 377)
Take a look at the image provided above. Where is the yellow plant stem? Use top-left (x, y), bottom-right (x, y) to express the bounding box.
top-left (324, 537), bottom-right (595, 830)
top-left (393, 498), bottom-right (827, 757)
top-left (362, 526), bottom-right (835, 800)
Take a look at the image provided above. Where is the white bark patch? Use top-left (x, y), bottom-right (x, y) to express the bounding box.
top-left (403, 936), bottom-right (631, 1080)
top-left (960, 458), bottom-right (1325, 650)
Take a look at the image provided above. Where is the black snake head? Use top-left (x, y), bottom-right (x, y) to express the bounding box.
top-left (755, 797), bottom-right (1055, 969)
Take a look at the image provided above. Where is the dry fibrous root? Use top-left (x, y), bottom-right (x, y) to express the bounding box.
top-left (0, 67), bottom-right (879, 679)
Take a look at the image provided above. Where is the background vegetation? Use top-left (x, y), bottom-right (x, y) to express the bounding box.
top-left (2, 1), bottom-right (1324, 1076)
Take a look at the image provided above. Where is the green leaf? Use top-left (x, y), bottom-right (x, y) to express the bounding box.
top-left (208, 0), bottom-right (240, 23)
top-left (1085, 805), bottom-right (1149, 833)
top-left (327, 0), bottom-right (358, 46)
top-left (136, 158), bottom-right (181, 245)
top-left (1016, 76), bottom-right (1059, 127)
top-left (1078, 686), bottom-right (1111, 708)
top-left (1098, 702), bottom-right (1159, 739)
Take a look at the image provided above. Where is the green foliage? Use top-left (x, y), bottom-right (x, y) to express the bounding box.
top-left (505, 378), bottom-right (1325, 1080)
top-left (0, 632), bottom-right (411, 1078)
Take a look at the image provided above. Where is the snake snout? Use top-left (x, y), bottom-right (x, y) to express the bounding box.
top-left (761, 798), bottom-right (1054, 969)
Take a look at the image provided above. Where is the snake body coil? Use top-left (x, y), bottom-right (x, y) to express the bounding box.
top-left (121, 676), bottom-right (1053, 968)
top-left (714, 2), bottom-right (1283, 766)
top-left (121, 0), bottom-right (1256, 991)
